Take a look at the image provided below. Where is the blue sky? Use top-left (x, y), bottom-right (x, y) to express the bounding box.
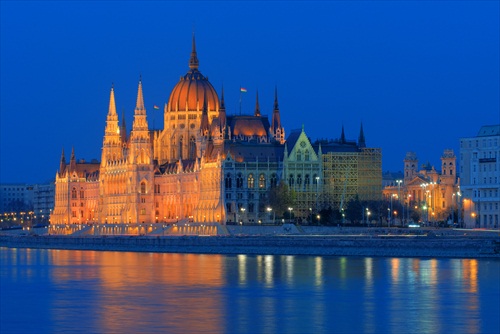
top-left (1, 1), bottom-right (498, 184)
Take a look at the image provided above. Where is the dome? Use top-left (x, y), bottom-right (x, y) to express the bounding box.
top-left (167, 36), bottom-right (219, 113)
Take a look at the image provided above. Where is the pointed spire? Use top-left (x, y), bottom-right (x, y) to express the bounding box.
top-left (69, 147), bottom-right (77, 171)
top-left (189, 33), bottom-right (199, 70)
top-left (135, 76), bottom-right (145, 114)
top-left (108, 84), bottom-right (117, 116)
top-left (272, 86), bottom-right (281, 130)
top-left (200, 89), bottom-right (210, 135)
top-left (254, 90), bottom-right (261, 117)
top-left (358, 122), bottom-right (366, 148)
top-left (340, 125), bottom-right (346, 144)
top-left (219, 85), bottom-right (226, 129)
top-left (59, 147), bottom-right (66, 174)
top-left (273, 85), bottom-right (279, 111)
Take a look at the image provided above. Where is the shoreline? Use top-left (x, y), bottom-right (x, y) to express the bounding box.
top-left (1, 234), bottom-right (499, 258)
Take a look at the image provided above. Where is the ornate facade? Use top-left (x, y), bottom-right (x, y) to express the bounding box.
top-left (383, 150), bottom-right (460, 225)
top-left (51, 37), bottom-right (381, 225)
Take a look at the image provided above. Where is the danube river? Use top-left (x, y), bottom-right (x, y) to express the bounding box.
top-left (1, 248), bottom-right (499, 334)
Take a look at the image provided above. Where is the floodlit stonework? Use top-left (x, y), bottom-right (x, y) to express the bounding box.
top-left (51, 37), bottom-right (381, 225)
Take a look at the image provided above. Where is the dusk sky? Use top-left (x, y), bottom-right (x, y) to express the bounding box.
top-left (1, 1), bottom-right (498, 184)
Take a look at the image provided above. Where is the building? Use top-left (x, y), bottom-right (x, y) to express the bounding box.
top-left (0, 181), bottom-right (54, 226)
top-left (383, 150), bottom-right (460, 225)
top-left (51, 37), bottom-right (381, 226)
top-left (459, 125), bottom-right (500, 228)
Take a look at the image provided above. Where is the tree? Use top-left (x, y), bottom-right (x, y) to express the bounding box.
top-left (267, 181), bottom-right (295, 218)
top-left (345, 195), bottom-right (363, 224)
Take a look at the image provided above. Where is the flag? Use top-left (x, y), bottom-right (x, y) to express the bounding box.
top-left (153, 105), bottom-right (160, 109)
top-left (240, 87), bottom-right (247, 93)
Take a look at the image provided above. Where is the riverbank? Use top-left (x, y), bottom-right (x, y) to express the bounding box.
top-left (1, 233), bottom-right (499, 258)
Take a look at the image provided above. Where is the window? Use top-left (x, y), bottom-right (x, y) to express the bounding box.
top-left (225, 173), bottom-right (232, 189)
top-left (270, 174), bottom-right (277, 188)
top-left (248, 174), bottom-right (255, 188)
top-left (259, 174), bottom-right (266, 189)
top-left (296, 150), bottom-right (302, 161)
top-left (140, 208), bottom-right (146, 215)
top-left (80, 188), bottom-right (84, 199)
top-left (305, 150), bottom-right (310, 161)
top-left (225, 193), bottom-right (231, 199)
top-left (248, 203), bottom-right (254, 213)
top-left (226, 203), bottom-right (232, 213)
top-left (289, 174), bottom-right (294, 187)
top-left (140, 182), bottom-right (146, 194)
top-left (313, 174), bottom-right (318, 185)
top-left (189, 136), bottom-right (196, 159)
top-left (71, 188), bottom-right (77, 199)
top-left (297, 174), bottom-right (302, 185)
top-left (236, 173), bottom-right (243, 188)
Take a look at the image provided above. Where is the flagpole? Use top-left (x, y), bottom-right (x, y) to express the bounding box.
top-left (239, 86), bottom-right (242, 115)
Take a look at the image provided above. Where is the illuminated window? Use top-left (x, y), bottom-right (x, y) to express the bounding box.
top-left (248, 174), bottom-right (255, 188)
top-left (140, 208), bottom-right (146, 215)
top-left (259, 174), bottom-right (266, 189)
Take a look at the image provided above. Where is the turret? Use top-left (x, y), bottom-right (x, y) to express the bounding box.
top-left (358, 123), bottom-right (366, 148)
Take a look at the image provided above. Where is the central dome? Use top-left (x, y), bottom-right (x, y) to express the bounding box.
top-left (167, 37), bottom-right (219, 113)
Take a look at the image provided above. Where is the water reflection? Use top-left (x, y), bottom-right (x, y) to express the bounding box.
top-left (1, 248), bottom-right (498, 334)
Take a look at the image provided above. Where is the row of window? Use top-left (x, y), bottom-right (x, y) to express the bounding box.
top-left (225, 173), bottom-right (278, 189)
top-left (471, 177), bottom-right (499, 185)
top-left (288, 174), bottom-right (319, 188)
top-left (474, 189), bottom-right (499, 198)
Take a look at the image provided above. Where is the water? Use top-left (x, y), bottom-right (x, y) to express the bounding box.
top-left (1, 248), bottom-right (499, 334)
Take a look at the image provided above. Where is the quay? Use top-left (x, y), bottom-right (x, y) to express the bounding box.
top-left (1, 224), bottom-right (499, 258)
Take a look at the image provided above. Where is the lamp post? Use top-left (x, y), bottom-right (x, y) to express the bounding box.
top-left (288, 207), bottom-right (293, 224)
top-left (396, 180), bottom-right (403, 225)
top-left (267, 207), bottom-right (275, 225)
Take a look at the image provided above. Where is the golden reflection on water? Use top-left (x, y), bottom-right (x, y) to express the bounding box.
top-left (1, 248), bottom-right (493, 334)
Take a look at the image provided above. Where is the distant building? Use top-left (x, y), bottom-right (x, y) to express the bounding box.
top-left (383, 150), bottom-right (460, 225)
top-left (459, 125), bottom-right (500, 228)
top-left (0, 181), bottom-right (54, 225)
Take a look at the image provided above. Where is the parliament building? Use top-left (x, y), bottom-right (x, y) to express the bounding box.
top-left (51, 37), bottom-right (381, 225)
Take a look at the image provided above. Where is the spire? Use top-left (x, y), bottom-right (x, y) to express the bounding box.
top-left (219, 85), bottom-right (226, 129)
top-left (271, 86), bottom-right (281, 130)
top-left (135, 76), bottom-right (145, 114)
top-left (69, 147), bottom-right (77, 171)
top-left (254, 90), bottom-right (261, 117)
top-left (189, 33), bottom-right (199, 70)
top-left (358, 122), bottom-right (366, 148)
top-left (200, 89), bottom-right (210, 135)
top-left (59, 148), bottom-right (66, 174)
top-left (340, 125), bottom-right (346, 144)
top-left (108, 84), bottom-right (117, 116)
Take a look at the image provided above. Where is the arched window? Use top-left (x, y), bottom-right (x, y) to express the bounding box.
top-left (178, 136), bottom-right (183, 160)
top-left (140, 181), bottom-right (146, 194)
top-left (259, 174), bottom-right (266, 189)
top-left (71, 187), bottom-right (77, 199)
top-left (270, 174), bottom-right (277, 188)
top-left (305, 150), bottom-right (310, 161)
top-left (189, 136), bottom-right (196, 159)
top-left (248, 174), bottom-right (255, 188)
top-left (225, 173), bottom-right (232, 189)
top-left (305, 174), bottom-right (310, 186)
top-left (289, 174), bottom-right (294, 187)
top-left (297, 174), bottom-right (302, 185)
top-left (296, 150), bottom-right (302, 161)
top-left (80, 188), bottom-right (84, 199)
top-left (236, 173), bottom-right (243, 188)
top-left (313, 174), bottom-right (318, 185)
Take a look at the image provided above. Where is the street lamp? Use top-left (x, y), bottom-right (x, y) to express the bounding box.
top-left (288, 207), bottom-right (293, 224)
top-left (240, 207), bottom-right (246, 224)
top-left (266, 207), bottom-right (275, 225)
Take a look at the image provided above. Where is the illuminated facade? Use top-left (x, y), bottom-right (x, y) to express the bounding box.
top-left (51, 37), bottom-right (381, 225)
top-left (383, 150), bottom-right (460, 225)
top-left (459, 125), bottom-right (499, 228)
